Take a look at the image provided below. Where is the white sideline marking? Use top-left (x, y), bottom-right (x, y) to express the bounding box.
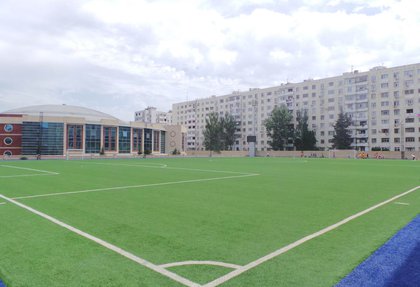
top-left (160, 261), bottom-right (242, 270)
top-left (394, 202), bottom-right (410, 205)
top-left (0, 194), bottom-right (200, 287)
top-left (13, 173), bottom-right (259, 200)
top-left (0, 202), bottom-right (6, 205)
top-left (0, 165), bottom-right (59, 178)
top-left (203, 186), bottom-right (420, 287)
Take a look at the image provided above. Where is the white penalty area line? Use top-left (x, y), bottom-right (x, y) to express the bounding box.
top-left (13, 173), bottom-right (259, 200)
top-left (0, 194), bottom-right (200, 287)
top-left (84, 162), bottom-right (254, 175)
top-left (203, 185), bottom-right (420, 287)
top-left (0, 165), bottom-right (59, 178)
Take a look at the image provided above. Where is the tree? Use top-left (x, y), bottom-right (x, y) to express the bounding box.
top-left (203, 112), bottom-right (223, 152)
top-left (332, 111), bottom-right (353, 149)
top-left (221, 113), bottom-right (237, 150)
top-left (294, 110), bottom-right (317, 151)
top-left (264, 105), bottom-right (293, 150)
top-left (203, 112), bottom-right (237, 151)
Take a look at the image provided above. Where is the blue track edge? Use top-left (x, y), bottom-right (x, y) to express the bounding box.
top-left (0, 279), bottom-right (5, 287)
top-left (336, 215), bottom-right (420, 287)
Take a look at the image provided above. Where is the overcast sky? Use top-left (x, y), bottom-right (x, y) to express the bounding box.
top-left (1, 0), bottom-right (419, 121)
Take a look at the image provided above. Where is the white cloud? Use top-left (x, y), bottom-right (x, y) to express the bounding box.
top-left (0, 0), bottom-right (419, 121)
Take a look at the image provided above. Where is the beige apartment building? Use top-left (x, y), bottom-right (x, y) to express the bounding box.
top-left (172, 63), bottom-right (420, 152)
top-left (134, 106), bottom-right (173, 124)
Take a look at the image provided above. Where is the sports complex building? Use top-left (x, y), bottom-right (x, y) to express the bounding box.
top-left (0, 105), bottom-right (186, 159)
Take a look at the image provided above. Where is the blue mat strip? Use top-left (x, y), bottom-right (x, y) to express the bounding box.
top-left (336, 215), bottom-right (420, 287)
top-left (0, 279), bottom-right (5, 287)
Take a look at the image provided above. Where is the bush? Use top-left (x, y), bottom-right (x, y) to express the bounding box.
top-left (20, 156), bottom-right (28, 160)
top-left (371, 147), bottom-right (381, 151)
top-left (172, 148), bottom-right (181, 155)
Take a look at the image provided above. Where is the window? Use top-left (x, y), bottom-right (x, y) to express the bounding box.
top-left (381, 138), bottom-right (389, 143)
top-left (405, 118), bottom-right (414, 123)
top-left (3, 137), bottom-right (13, 145)
top-left (405, 127), bottom-right (415, 133)
top-left (381, 110), bottom-right (389, 116)
top-left (85, 124), bottom-right (101, 153)
top-left (394, 138), bottom-right (400, 143)
top-left (4, 124), bottom-right (13, 132)
top-left (22, 122), bottom-right (64, 155)
top-left (119, 126), bottom-right (131, 153)
top-left (153, 130), bottom-right (160, 152)
top-left (67, 124), bottom-right (83, 150)
top-left (405, 137), bottom-right (415, 142)
top-left (132, 128), bottom-right (142, 152)
top-left (103, 126), bottom-right (117, 151)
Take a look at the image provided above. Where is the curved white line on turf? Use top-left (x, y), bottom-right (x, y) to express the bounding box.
top-left (0, 202), bottom-right (6, 205)
top-left (160, 261), bottom-right (241, 270)
top-left (0, 194), bottom-right (200, 287)
top-left (203, 185), bottom-right (420, 287)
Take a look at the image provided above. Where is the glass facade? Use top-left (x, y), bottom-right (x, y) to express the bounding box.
top-left (119, 126), bottom-right (131, 153)
top-left (85, 124), bottom-right (101, 153)
top-left (103, 126), bottom-right (117, 151)
top-left (22, 122), bottom-right (64, 155)
top-left (153, 130), bottom-right (160, 152)
top-left (132, 128), bottom-right (142, 152)
top-left (67, 124), bottom-right (83, 150)
top-left (144, 128), bottom-right (152, 152)
top-left (160, 131), bottom-right (166, 153)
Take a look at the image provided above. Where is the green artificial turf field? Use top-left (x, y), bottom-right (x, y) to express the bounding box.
top-left (0, 157), bottom-right (419, 286)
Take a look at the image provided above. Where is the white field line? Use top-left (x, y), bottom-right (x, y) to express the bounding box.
top-left (160, 261), bottom-right (242, 270)
top-left (85, 162), bottom-right (253, 175)
top-left (203, 186), bottom-right (420, 287)
top-left (0, 194), bottom-right (200, 287)
top-left (394, 202), bottom-right (410, 205)
top-left (13, 173), bottom-right (259, 200)
top-left (0, 165), bottom-right (59, 175)
top-left (0, 202), bottom-right (6, 205)
top-left (0, 174), bottom-right (59, 179)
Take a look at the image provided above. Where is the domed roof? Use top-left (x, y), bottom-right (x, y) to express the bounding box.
top-left (3, 104), bottom-right (121, 122)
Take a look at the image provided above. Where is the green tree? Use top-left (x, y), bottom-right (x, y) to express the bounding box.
top-left (203, 112), bottom-right (223, 152)
top-left (294, 110), bottom-right (317, 151)
top-left (203, 112), bottom-right (237, 151)
top-left (264, 105), bottom-right (293, 151)
top-left (332, 111), bottom-right (353, 149)
top-left (221, 113), bottom-right (237, 150)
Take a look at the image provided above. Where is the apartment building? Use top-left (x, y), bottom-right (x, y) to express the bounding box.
top-left (172, 63), bottom-right (420, 152)
top-left (134, 107), bottom-right (172, 124)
